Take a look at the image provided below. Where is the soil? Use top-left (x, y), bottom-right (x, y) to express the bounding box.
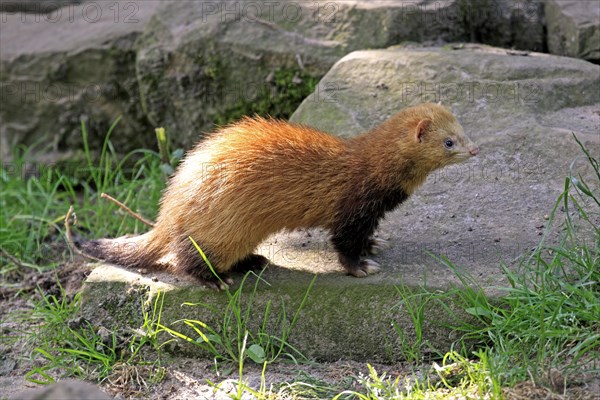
top-left (1, 262), bottom-right (598, 400)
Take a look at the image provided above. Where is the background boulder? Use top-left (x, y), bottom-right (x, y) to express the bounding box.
top-left (545, 0), bottom-right (600, 63)
top-left (0, 1), bottom-right (163, 161)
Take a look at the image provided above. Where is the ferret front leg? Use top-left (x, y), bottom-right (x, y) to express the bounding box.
top-left (331, 215), bottom-right (381, 277)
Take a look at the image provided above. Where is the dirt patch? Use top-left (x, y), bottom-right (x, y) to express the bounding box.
top-left (7, 355), bottom-right (599, 400)
top-left (504, 380), bottom-right (599, 400)
top-left (1, 258), bottom-right (91, 302)
top-left (0, 259), bottom-right (91, 399)
top-left (100, 358), bottom-right (399, 400)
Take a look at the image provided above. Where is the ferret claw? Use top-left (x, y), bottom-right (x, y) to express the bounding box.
top-left (198, 274), bottom-right (231, 291)
top-left (371, 237), bottom-right (389, 249)
top-left (347, 259), bottom-right (381, 277)
top-left (362, 237), bottom-right (390, 256)
top-left (360, 259), bottom-right (381, 274)
top-left (202, 280), bottom-right (227, 291)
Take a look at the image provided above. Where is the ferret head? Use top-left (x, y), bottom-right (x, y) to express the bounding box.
top-left (364, 103), bottom-right (478, 194)
top-left (401, 103), bottom-right (479, 171)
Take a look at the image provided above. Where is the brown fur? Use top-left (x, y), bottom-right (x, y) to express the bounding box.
top-left (82, 103), bottom-right (478, 284)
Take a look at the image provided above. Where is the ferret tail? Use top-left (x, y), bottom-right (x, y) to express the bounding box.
top-left (79, 231), bottom-right (160, 270)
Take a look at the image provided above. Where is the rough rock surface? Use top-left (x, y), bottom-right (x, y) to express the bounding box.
top-left (81, 45), bottom-right (599, 362)
top-left (545, 0), bottom-right (600, 62)
top-left (0, 0), bottom-right (87, 14)
top-left (0, 0), bottom-right (163, 161)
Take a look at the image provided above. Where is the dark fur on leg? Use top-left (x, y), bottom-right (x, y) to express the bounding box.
top-left (332, 184), bottom-right (408, 277)
top-left (178, 242), bottom-right (232, 290)
top-left (230, 254), bottom-right (270, 273)
top-left (331, 215), bottom-right (379, 277)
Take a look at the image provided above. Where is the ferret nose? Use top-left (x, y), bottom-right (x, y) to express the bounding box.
top-left (469, 145), bottom-right (479, 156)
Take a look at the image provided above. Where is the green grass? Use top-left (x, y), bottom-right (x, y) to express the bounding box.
top-left (277, 371), bottom-right (356, 400)
top-left (1, 118), bottom-right (171, 386)
top-left (332, 353), bottom-right (499, 400)
top-left (0, 118), bottom-right (166, 282)
top-left (23, 283), bottom-right (165, 385)
top-left (437, 135), bottom-right (599, 387)
top-left (392, 277), bottom-right (437, 364)
top-left (160, 266), bottom-right (315, 366)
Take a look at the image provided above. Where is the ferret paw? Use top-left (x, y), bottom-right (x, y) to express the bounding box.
top-left (361, 238), bottom-right (389, 256)
top-left (188, 269), bottom-right (233, 290)
top-left (221, 274), bottom-right (235, 286)
top-left (361, 259), bottom-right (381, 274)
top-left (198, 274), bottom-right (232, 291)
top-left (347, 259), bottom-right (381, 278)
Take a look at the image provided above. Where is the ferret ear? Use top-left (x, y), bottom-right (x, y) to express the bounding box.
top-left (416, 119), bottom-right (432, 143)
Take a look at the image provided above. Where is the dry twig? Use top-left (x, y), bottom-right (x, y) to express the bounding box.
top-left (0, 247), bottom-right (27, 268)
top-left (100, 193), bottom-right (155, 227)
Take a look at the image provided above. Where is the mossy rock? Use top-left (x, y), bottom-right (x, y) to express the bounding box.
top-left (82, 264), bottom-right (473, 362)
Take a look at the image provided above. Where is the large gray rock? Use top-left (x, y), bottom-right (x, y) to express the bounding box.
top-left (0, 1), bottom-right (86, 14)
top-left (14, 379), bottom-right (112, 400)
top-left (456, 0), bottom-right (544, 51)
top-left (0, 1), bottom-right (163, 160)
top-left (5, 0), bottom-right (598, 162)
top-left (545, 0), bottom-right (600, 62)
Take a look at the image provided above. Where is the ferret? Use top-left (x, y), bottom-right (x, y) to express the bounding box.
top-left (82, 102), bottom-right (479, 288)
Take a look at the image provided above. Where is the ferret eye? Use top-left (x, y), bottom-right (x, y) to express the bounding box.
top-left (444, 138), bottom-right (454, 149)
